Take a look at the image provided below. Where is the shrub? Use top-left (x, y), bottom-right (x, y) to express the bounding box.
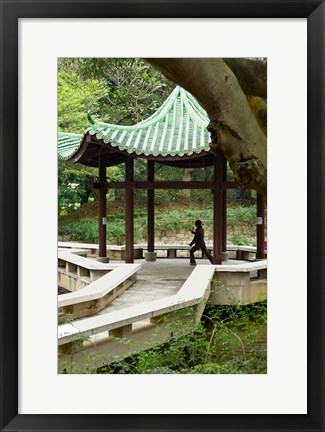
top-left (59, 215), bottom-right (146, 244)
top-left (106, 301), bottom-right (266, 375)
top-left (225, 346), bottom-right (267, 374)
top-left (189, 362), bottom-right (239, 374)
top-left (227, 205), bottom-right (256, 227)
top-left (58, 219), bottom-right (98, 242)
top-left (231, 236), bottom-right (250, 246)
top-left (59, 205), bottom-right (259, 244)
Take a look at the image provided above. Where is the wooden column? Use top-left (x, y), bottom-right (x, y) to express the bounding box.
top-left (125, 157), bottom-right (134, 263)
top-left (256, 193), bottom-right (265, 259)
top-left (222, 155), bottom-right (227, 252)
top-left (213, 150), bottom-right (223, 264)
top-left (147, 160), bottom-right (155, 253)
top-left (98, 155), bottom-right (107, 260)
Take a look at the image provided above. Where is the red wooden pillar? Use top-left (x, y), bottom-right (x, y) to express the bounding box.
top-left (125, 157), bottom-right (134, 263)
top-left (222, 155), bottom-right (227, 253)
top-left (98, 155), bottom-right (108, 261)
top-left (256, 193), bottom-right (265, 259)
top-left (213, 150), bottom-right (223, 264)
top-left (147, 160), bottom-right (155, 253)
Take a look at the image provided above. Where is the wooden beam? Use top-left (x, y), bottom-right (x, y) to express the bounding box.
top-left (223, 181), bottom-right (239, 189)
top-left (94, 180), bottom-right (238, 190)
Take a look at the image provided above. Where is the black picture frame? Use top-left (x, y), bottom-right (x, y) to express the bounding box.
top-left (1, 1), bottom-right (324, 431)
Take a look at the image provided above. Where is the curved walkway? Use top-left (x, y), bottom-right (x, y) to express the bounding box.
top-left (98, 258), bottom-right (210, 313)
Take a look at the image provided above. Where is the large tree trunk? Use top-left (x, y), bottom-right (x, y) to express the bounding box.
top-left (145, 58), bottom-right (267, 197)
top-left (223, 58), bottom-right (267, 97)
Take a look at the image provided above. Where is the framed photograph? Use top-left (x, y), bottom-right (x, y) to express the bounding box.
top-left (1, 0), bottom-right (324, 431)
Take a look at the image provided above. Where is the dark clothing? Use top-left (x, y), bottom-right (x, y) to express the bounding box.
top-left (190, 226), bottom-right (205, 248)
top-left (189, 226), bottom-right (213, 264)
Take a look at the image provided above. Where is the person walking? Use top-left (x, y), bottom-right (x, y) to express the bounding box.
top-left (189, 220), bottom-right (213, 265)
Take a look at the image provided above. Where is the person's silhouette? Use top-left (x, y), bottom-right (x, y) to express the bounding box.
top-left (189, 220), bottom-right (213, 265)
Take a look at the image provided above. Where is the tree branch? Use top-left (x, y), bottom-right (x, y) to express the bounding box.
top-left (223, 58), bottom-right (267, 97)
top-left (145, 58), bottom-right (267, 196)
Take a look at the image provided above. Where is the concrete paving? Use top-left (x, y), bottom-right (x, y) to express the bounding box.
top-left (80, 257), bottom-right (253, 344)
top-left (98, 257), bottom-right (246, 314)
top-left (98, 258), bottom-right (194, 314)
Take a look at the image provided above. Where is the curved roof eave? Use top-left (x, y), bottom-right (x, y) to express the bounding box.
top-left (58, 132), bottom-right (84, 161)
top-left (58, 86), bottom-right (213, 164)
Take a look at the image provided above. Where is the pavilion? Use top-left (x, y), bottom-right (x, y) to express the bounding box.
top-left (58, 86), bottom-right (265, 264)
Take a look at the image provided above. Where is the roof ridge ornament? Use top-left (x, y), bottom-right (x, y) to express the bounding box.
top-left (87, 110), bottom-right (95, 125)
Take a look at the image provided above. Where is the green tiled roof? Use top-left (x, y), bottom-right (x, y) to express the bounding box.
top-left (58, 86), bottom-right (211, 161)
top-left (58, 132), bottom-right (83, 160)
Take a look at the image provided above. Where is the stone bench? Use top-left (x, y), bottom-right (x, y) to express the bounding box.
top-left (106, 245), bottom-right (143, 260)
top-left (226, 245), bottom-right (268, 260)
top-left (58, 241), bottom-right (101, 255)
top-left (58, 262), bottom-right (141, 321)
top-left (142, 244), bottom-right (191, 258)
top-left (58, 242), bottom-right (143, 260)
top-left (139, 244), bottom-right (263, 262)
top-left (139, 243), bottom-right (212, 259)
top-left (58, 241), bottom-right (266, 262)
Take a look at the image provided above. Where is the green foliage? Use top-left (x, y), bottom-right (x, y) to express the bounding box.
top-left (231, 236), bottom-right (250, 246)
top-left (225, 346), bottom-right (267, 374)
top-left (58, 58), bottom-right (174, 125)
top-left (106, 166), bottom-right (125, 182)
top-left (58, 162), bottom-right (98, 215)
top-left (58, 58), bottom-right (175, 214)
top-left (61, 297), bottom-right (267, 375)
top-left (58, 67), bottom-right (108, 214)
top-left (59, 205), bottom-right (258, 244)
top-left (58, 70), bottom-right (106, 133)
top-left (59, 219), bottom-right (99, 243)
top-left (201, 297), bottom-right (267, 369)
top-left (107, 314), bottom-right (210, 374)
top-left (98, 300), bottom-right (267, 375)
top-left (189, 362), bottom-right (239, 374)
top-left (227, 205), bottom-right (256, 227)
top-left (58, 215), bottom-right (145, 244)
top-left (190, 189), bottom-right (214, 203)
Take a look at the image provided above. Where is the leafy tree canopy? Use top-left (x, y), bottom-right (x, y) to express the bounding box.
top-left (58, 58), bottom-right (174, 126)
top-left (58, 58), bottom-right (174, 214)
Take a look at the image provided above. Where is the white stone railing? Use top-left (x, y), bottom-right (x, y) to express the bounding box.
top-left (58, 250), bottom-right (117, 292)
top-left (211, 260), bottom-right (267, 305)
top-left (58, 260), bottom-right (267, 369)
top-left (58, 250), bottom-right (141, 320)
top-left (58, 265), bottom-right (215, 347)
top-left (59, 264), bottom-right (141, 308)
top-left (58, 259), bottom-right (267, 345)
